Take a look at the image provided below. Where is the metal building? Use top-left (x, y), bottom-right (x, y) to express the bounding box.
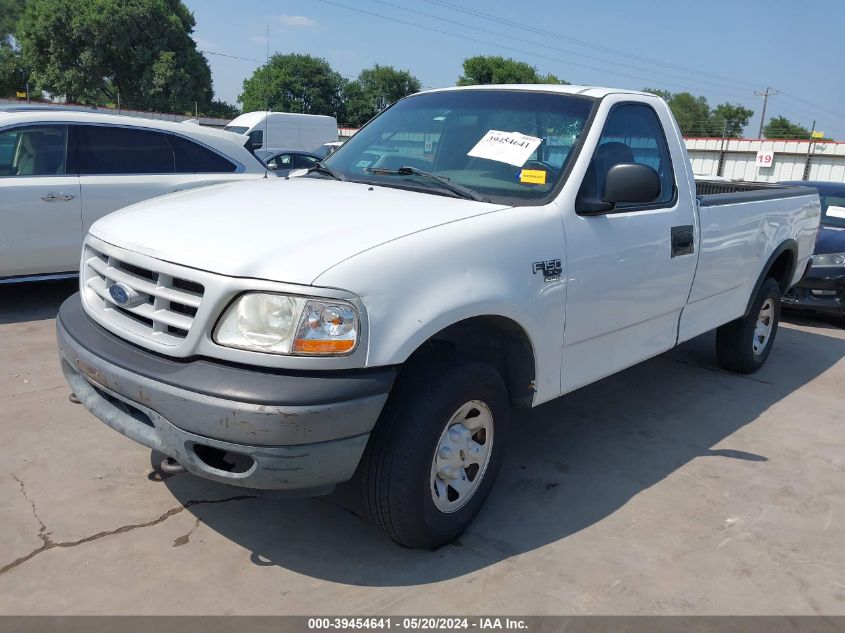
top-left (686, 138), bottom-right (845, 183)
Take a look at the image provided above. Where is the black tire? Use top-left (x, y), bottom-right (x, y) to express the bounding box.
top-left (716, 277), bottom-right (782, 373)
top-left (360, 355), bottom-right (510, 549)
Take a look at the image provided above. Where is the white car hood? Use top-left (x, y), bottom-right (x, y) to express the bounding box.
top-left (89, 177), bottom-right (509, 285)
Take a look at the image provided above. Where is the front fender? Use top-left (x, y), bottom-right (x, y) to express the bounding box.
top-left (314, 206), bottom-right (566, 404)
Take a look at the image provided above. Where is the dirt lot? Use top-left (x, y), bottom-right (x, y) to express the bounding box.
top-left (1, 280), bottom-right (843, 615)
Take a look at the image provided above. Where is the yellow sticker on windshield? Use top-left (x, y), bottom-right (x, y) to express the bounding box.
top-left (520, 169), bottom-right (546, 185)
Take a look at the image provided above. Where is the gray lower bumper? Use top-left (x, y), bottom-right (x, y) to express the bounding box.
top-left (57, 295), bottom-right (394, 491)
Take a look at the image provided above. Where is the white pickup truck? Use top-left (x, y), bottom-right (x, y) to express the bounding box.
top-left (57, 85), bottom-right (820, 548)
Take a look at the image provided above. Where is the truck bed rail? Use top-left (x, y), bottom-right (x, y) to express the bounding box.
top-left (696, 181), bottom-right (817, 206)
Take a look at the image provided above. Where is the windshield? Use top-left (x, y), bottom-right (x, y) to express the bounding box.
top-left (223, 125), bottom-right (248, 135)
top-left (821, 193), bottom-right (845, 229)
top-left (321, 90), bottom-right (595, 204)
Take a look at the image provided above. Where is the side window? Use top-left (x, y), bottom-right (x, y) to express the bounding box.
top-left (585, 104), bottom-right (675, 207)
top-left (821, 194), bottom-right (845, 228)
top-left (167, 135), bottom-right (237, 173)
top-left (272, 154), bottom-right (292, 169)
top-left (0, 125), bottom-right (68, 177)
top-left (247, 129), bottom-right (263, 149)
top-left (293, 153), bottom-right (318, 169)
top-left (78, 125), bottom-right (174, 175)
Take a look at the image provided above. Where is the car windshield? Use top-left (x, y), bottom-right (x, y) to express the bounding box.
top-left (321, 90), bottom-right (595, 204)
top-left (223, 125), bottom-right (248, 135)
top-left (820, 193), bottom-right (845, 229)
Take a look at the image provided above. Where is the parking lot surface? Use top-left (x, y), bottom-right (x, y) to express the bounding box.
top-left (1, 281), bottom-right (843, 615)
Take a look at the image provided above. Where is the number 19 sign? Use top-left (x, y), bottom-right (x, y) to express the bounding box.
top-left (756, 150), bottom-right (775, 168)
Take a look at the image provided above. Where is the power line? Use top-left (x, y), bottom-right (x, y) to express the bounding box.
top-left (201, 29), bottom-right (845, 134)
top-left (314, 0), bottom-right (756, 102)
top-left (371, 0), bottom-right (753, 97)
top-left (779, 90), bottom-right (845, 125)
top-left (201, 47), bottom-right (437, 90)
top-left (421, 0), bottom-right (843, 131)
top-left (422, 0), bottom-right (756, 91)
top-left (201, 50), bottom-right (263, 64)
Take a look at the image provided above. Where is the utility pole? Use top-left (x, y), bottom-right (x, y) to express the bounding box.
top-left (755, 87), bottom-right (778, 139)
top-left (803, 119), bottom-right (816, 181)
top-left (717, 118), bottom-right (728, 177)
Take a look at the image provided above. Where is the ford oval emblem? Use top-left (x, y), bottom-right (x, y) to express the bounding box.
top-left (107, 283), bottom-right (141, 307)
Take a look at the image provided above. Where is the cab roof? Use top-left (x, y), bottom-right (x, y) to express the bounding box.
top-left (0, 110), bottom-right (240, 144)
top-left (417, 84), bottom-right (659, 100)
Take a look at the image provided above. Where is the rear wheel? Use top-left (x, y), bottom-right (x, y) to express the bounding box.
top-left (716, 277), bottom-right (782, 373)
top-left (360, 355), bottom-right (509, 549)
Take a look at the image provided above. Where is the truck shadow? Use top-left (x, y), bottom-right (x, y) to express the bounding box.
top-left (164, 320), bottom-right (843, 586)
top-left (0, 279), bottom-right (77, 325)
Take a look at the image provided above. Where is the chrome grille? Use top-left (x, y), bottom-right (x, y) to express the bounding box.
top-left (83, 245), bottom-right (204, 345)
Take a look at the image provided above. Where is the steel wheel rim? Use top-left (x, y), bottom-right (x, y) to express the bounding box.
top-left (430, 400), bottom-right (494, 513)
top-left (753, 298), bottom-right (775, 356)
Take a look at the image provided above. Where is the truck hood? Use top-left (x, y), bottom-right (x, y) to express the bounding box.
top-left (90, 177), bottom-right (509, 285)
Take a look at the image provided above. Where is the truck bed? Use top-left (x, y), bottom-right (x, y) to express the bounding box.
top-left (679, 181), bottom-right (820, 345)
top-left (696, 180), bottom-right (816, 206)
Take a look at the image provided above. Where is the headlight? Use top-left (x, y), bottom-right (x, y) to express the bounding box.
top-left (214, 292), bottom-right (359, 355)
top-left (812, 253), bottom-right (845, 268)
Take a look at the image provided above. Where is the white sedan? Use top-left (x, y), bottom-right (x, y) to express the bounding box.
top-left (0, 110), bottom-right (266, 283)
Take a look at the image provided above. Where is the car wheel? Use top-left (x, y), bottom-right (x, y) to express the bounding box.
top-left (716, 277), bottom-right (782, 373)
top-left (360, 355), bottom-right (509, 549)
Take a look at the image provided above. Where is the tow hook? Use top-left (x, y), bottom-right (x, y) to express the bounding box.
top-left (69, 392), bottom-right (81, 404)
top-left (160, 456), bottom-right (187, 474)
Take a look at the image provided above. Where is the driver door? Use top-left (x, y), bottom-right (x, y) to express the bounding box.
top-left (0, 124), bottom-right (82, 279)
top-left (560, 101), bottom-right (697, 393)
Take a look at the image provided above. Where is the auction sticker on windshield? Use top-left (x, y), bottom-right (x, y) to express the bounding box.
top-left (467, 130), bottom-right (543, 167)
top-left (519, 169), bottom-right (547, 184)
top-left (827, 205), bottom-right (845, 219)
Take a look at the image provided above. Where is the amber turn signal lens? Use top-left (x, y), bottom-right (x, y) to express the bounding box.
top-left (292, 339), bottom-right (356, 354)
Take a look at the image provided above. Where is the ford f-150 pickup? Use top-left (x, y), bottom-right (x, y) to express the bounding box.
top-left (56, 85), bottom-right (821, 548)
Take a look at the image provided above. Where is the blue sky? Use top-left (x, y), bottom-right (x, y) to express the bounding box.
top-left (184, 0), bottom-right (845, 139)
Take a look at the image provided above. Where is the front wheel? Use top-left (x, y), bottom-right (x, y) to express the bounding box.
top-left (360, 355), bottom-right (509, 549)
top-left (716, 277), bottom-right (782, 373)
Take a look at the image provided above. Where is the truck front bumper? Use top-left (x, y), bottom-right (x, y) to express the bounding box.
top-left (57, 294), bottom-right (395, 491)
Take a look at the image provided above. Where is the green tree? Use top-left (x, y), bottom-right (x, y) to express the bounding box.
top-left (17, 0), bottom-right (213, 111)
top-left (0, 0), bottom-right (25, 97)
top-left (343, 64), bottom-right (422, 126)
top-left (644, 89), bottom-right (754, 138)
top-left (457, 55), bottom-right (568, 86)
top-left (0, 45), bottom-right (19, 97)
top-left (207, 100), bottom-right (241, 119)
top-left (0, 0), bottom-right (23, 37)
top-left (542, 73), bottom-right (571, 85)
top-left (712, 103), bottom-right (754, 138)
top-left (240, 53), bottom-right (346, 117)
top-left (764, 115), bottom-right (811, 139)
top-left (666, 92), bottom-right (716, 137)
top-left (642, 87), bottom-right (672, 100)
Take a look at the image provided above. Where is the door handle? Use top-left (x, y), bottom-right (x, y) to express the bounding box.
top-left (671, 225), bottom-right (695, 257)
top-left (41, 193), bottom-right (76, 202)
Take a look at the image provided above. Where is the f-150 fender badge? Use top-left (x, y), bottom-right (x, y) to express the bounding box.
top-left (533, 259), bottom-right (562, 282)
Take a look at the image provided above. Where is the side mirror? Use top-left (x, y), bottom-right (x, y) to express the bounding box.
top-left (576, 162), bottom-right (661, 216)
top-left (603, 163), bottom-right (661, 205)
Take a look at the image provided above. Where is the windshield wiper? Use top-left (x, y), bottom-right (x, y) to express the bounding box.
top-left (365, 166), bottom-right (489, 202)
top-left (306, 162), bottom-right (347, 181)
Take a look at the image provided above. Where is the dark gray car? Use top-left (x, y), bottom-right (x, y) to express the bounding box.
top-left (780, 181), bottom-right (845, 320)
